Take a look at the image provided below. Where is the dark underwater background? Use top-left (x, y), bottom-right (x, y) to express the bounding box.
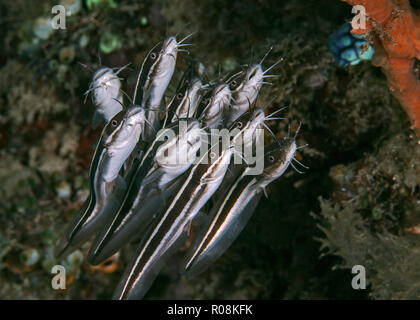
top-left (0, 0), bottom-right (419, 299)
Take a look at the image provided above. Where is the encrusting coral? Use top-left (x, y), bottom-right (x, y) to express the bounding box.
top-left (340, 0), bottom-right (420, 136)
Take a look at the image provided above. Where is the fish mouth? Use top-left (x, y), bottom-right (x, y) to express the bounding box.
top-left (246, 64), bottom-right (264, 86)
top-left (266, 139), bottom-right (297, 176)
top-left (162, 36), bottom-right (178, 58)
top-left (252, 108), bottom-right (265, 123)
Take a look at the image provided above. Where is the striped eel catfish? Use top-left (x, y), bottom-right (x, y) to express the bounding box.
top-left (56, 105), bottom-right (145, 259)
top-left (184, 138), bottom-right (297, 274)
top-left (210, 105), bottom-right (267, 207)
top-left (111, 104), bottom-right (269, 299)
top-left (87, 119), bottom-right (202, 265)
top-left (163, 59), bottom-right (205, 127)
top-left (85, 65), bottom-right (128, 128)
top-left (112, 135), bottom-right (235, 300)
top-left (224, 50), bottom-right (283, 127)
top-left (163, 76), bottom-right (203, 127)
top-left (224, 64), bottom-right (263, 127)
top-left (133, 35), bottom-right (192, 141)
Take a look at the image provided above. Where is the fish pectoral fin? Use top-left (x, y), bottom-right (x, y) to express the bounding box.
top-left (189, 211), bottom-right (210, 238)
top-left (262, 186), bottom-right (268, 199)
top-left (183, 219), bottom-right (193, 237)
top-left (162, 96), bottom-right (172, 120)
top-left (141, 168), bottom-right (164, 188)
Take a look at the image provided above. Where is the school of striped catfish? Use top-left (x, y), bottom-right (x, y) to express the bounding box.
top-left (56, 34), bottom-right (306, 299)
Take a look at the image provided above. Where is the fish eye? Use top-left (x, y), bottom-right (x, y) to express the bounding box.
top-left (177, 93), bottom-right (183, 100)
top-left (164, 135), bottom-right (169, 141)
top-left (111, 120), bottom-right (118, 126)
top-left (210, 151), bottom-right (216, 159)
top-left (150, 52), bottom-right (157, 60)
top-left (268, 155), bottom-right (275, 162)
top-left (231, 80), bottom-right (237, 87)
top-left (236, 121), bottom-right (243, 128)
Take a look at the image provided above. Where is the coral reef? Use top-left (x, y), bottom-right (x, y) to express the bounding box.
top-left (316, 131), bottom-right (420, 298)
top-left (317, 199), bottom-right (420, 299)
top-left (340, 0), bottom-right (420, 136)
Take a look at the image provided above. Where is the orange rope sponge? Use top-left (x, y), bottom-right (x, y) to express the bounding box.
top-left (340, 0), bottom-right (420, 136)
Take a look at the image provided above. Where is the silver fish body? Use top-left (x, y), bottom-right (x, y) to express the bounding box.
top-left (112, 138), bottom-right (234, 300)
top-left (57, 106), bottom-right (145, 259)
top-left (151, 119), bottom-right (202, 186)
top-left (101, 107), bottom-right (147, 181)
top-left (211, 106), bottom-right (266, 204)
top-left (186, 171), bottom-right (261, 274)
top-left (89, 67), bottom-right (124, 127)
top-left (164, 77), bottom-right (203, 126)
top-left (185, 138), bottom-right (297, 274)
top-left (196, 83), bottom-right (231, 129)
top-left (229, 106), bottom-right (266, 149)
top-left (225, 64), bottom-right (263, 127)
top-left (134, 36), bottom-right (179, 140)
top-left (87, 119), bottom-right (202, 265)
